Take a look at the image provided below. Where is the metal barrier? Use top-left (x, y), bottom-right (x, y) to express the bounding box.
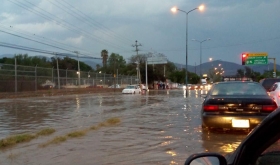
top-left (0, 63), bottom-right (137, 92)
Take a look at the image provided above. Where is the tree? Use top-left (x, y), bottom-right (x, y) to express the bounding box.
top-left (101, 49), bottom-right (108, 67)
top-left (236, 69), bottom-right (245, 77)
top-left (96, 64), bottom-right (101, 70)
top-left (106, 53), bottom-right (126, 74)
top-left (169, 70), bottom-right (185, 83)
top-left (168, 68), bottom-right (200, 84)
top-left (3, 54), bottom-right (52, 68)
top-left (129, 54), bottom-right (147, 64)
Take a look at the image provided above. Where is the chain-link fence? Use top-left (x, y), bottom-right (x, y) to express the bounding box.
top-left (0, 63), bottom-right (137, 92)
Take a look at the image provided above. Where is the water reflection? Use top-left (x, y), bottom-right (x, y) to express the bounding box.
top-left (200, 130), bottom-right (246, 154)
top-left (76, 95), bottom-right (80, 110)
top-left (0, 91), bottom-right (249, 164)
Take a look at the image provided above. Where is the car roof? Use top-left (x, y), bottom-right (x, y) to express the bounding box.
top-left (214, 81), bottom-right (259, 85)
top-left (259, 78), bottom-right (280, 90)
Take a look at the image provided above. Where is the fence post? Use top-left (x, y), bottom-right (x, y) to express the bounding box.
top-left (35, 64), bottom-right (37, 91)
top-left (52, 67), bottom-right (54, 83)
top-left (66, 68), bottom-right (68, 86)
top-left (103, 73), bottom-right (105, 86)
top-left (15, 56), bottom-right (17, 93)
top-left (55, 54), bottom-right (60, 89)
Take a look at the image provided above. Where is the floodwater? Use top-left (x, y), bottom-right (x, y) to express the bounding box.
top-left (0, 90), bottom-right (247, 165)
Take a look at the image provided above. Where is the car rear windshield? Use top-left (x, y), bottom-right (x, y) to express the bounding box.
top-left (126, 85), bottom-right (136, 89)
top-left (211, 83), bottom-right (267, 96)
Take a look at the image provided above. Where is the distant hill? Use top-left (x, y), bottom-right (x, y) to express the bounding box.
top-left (0, 54), bottom-right (14, 58)
top-left (174, 60), bottom-right (280, 76)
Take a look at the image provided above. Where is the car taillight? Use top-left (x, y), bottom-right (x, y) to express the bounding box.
top-left (204, 105), bottom-right (219, 111)
top-left (262, 105), bottom-right (278, 112)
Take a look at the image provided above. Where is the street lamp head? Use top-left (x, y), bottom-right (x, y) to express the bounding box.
top-left (171, 7), bottom-right (178, 13)
top-left (198, 5), bottom-right (205, 11)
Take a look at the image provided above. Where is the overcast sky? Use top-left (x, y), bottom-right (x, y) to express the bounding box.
top-left (0, 0), bottom-right (279, 66)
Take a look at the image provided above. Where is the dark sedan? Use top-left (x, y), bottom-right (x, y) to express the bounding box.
top-left (202, 81), bottom-right (278, 130)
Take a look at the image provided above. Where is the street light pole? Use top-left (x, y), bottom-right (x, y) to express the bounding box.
top-left (171, 5), bottom-right (205, 88)
top-left (192, 38), bottom-right (211, 77)
top-left (74, 51), bottom-right (80, 87)
top-left (54, 53), bottom-right (61, 89)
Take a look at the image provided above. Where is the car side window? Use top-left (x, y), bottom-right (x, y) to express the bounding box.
top-left (255, 138), bottom-right (280, 165)
top-left (270, 84), bottom-right (277, 92)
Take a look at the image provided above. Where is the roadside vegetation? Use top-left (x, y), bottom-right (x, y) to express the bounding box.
top-left (2, 54), bottom-right (275, 89)
top-left (0, 128), bottom-right (55, 149)
top-left (0, 118), bottom-right (120, 150)
top-left (39, 117), bottom-right (121, 148)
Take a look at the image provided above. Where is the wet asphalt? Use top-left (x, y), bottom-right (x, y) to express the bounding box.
top-left (0, 89), bottom-right (247, 165)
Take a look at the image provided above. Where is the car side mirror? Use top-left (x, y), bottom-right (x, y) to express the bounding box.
top-left (185, 153), bottom-right (227, 165)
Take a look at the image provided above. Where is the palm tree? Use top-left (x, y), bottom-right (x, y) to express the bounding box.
top-left (101, 49), bottom-right (108, 67)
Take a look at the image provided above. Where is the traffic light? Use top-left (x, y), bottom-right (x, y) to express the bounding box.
top-left (242, 53), bottom-right (247, 65)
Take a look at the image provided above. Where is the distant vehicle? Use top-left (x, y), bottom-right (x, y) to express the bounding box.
top-left (259, 78), bottom-right (280, 91)
top-left (268, 82), bottom-right (280, 107)
top-left (202, 81), bottom-right (277, 130)
top-left (122, 85), bottom-right (141, 94)
top-left (201, 79), bottom-right (207, 85)
top-left (185, 107), bottom-right (280, 165)
top-left (108, 84), bottom-right (120, 88)
top-left (177, 84), bottom-right (186, 89)
top-left (41, 80), bottom-right (55, 89)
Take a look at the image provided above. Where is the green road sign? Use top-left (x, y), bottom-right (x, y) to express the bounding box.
top-left (245, 53), bottom-right (268, 65)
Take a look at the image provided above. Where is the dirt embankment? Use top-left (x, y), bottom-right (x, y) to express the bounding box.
top-left (0, 88), bottom-right (123, 99)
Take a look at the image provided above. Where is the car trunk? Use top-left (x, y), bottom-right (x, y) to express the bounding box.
top-left (205, 95), bottom-right (277, 114)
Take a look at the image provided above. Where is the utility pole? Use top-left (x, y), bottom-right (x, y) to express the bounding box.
top-left (132, 40), bottom-right (142, 56)
top-left (74, 51), bottom-right (80, 87)
top-left (15, 55), bottom-right (17, 93)
top-left (132, 40), bottom-right (142, 84)
top-left (54, 53), bottom-right (60, 89)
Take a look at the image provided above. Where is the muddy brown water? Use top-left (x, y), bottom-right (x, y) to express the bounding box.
top-left (0, 90), bottom-right (247, 165)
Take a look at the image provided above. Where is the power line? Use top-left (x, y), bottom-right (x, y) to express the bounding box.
top-left (8, 0), bottom-right (131, 52)
top-left (0, 24), bottom-right (98, 56)
top-left (0, 42), bottom-right (102, 60)
top-left (49, 0), bottom-right (133, 45)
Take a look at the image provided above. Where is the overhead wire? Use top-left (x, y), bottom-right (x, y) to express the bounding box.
top-left (8, 0), bottom-right (279, 63)
top-left (20, 0), bottom-right (129, 51)
top-left (0, 25), bottom-right (102, 58)
top-left (8, 0), bottom-right (130, 52)
top-left (0, 29), bottom-right (76, 54)
top-left (49, 0), bottom-right (134, 45)
top-left (0, 42), bottom-right (102, 59)
top-left (6, 0), bottom-right (157, 60)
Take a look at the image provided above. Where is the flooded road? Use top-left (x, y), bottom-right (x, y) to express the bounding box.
top-left (0, 90), bottom-right (247, 165)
